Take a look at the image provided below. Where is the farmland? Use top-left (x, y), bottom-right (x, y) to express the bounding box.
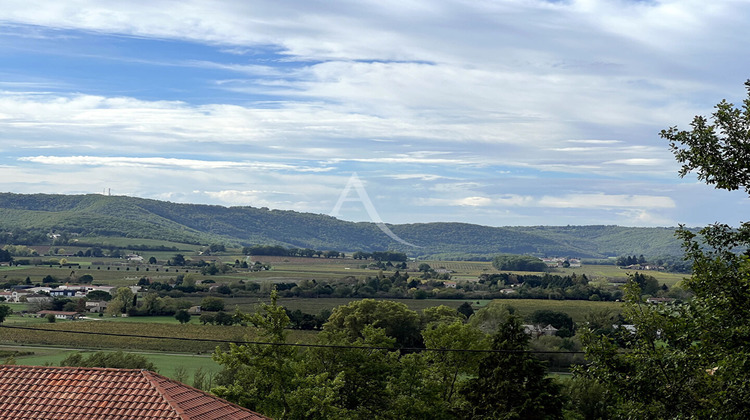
top-left (0, 242), bottom-right (690, 382)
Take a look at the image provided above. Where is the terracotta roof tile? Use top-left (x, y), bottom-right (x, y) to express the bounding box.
top-left (0, 365), bottom-right (270, 420)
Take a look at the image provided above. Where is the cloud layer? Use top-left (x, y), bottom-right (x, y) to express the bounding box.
top-left (1, 1), bottom-right (749, 227)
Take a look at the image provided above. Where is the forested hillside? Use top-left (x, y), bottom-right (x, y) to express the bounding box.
top-left (0, 193), bottom-right (686, 257)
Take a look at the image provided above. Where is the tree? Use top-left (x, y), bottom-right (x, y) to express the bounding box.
top-left (212, 291), bottom-right (304, 417)
top-left (0, 249), bottom-right (12, 263)
top-left (468, 301), bottom-right (514, 334)
top-left (323, 299), bottom-right (423, 349)
top-left (461, 316), bottom-right (565, 419)
top-left (200, 312), bottom-right (216, 325)
top-left (579, 80), bottom-right (750, 418)
top-left (422, 320), bottom-right (489, 409)
top-left (86, 290), bottom-right (111, 301)
top-left (214, 311), bottom-right (234, 326)
top-left (60, 351), bottom-right (156, 370)
top-left (106, 287), bottom-right (135, 316)
top-left (0, 305), bottom-right (12, 323)
top-left (457, 302), bottom-right (474, 319)
top-left (78, 274), bottom-right (94, 284)
top-left (661, 79), bottom-right (750, 194)
top-left (170, 254), bottom-right (186, 266)
top-left (175, 309), bottom-right (191, 324)
top-left (492, 254), bottom-right (547, 272)
top-left (201, 296), bottom-right (225, 312)
top-left (530, 309), bottom-right (575, 337)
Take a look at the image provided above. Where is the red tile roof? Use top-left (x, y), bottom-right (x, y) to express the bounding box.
top-left (0, 365), bottom-right (270, 420)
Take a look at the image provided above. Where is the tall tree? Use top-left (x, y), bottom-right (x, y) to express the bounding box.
top-left (0, 305), bottom-right (12, 323)
top-left (461, 316), bottom-right (565, 419)
top-left (580, 79), bottom-right (750, 418)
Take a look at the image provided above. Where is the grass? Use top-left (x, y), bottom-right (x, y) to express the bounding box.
top-left (0, 319), bottom-right (319, 353)
top-left (553, 265), bottom-right (688, 287)
top-left (1, 344), bottom-right (222, 383)
top-left (488, 299), bottom-right (623, 323)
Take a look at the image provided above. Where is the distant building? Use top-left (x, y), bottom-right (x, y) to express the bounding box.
top-left (646, 297), bottom-right (675, 304)
top-left (36, 310), bottom-right (79, 320)
top-left (523, 324), bottom-right (558, 338)
top-left (85, 301), bottom-right (108, 313)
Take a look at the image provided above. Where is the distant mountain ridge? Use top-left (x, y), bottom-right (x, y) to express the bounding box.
top-left (0, 193), bottom-right (686, 258)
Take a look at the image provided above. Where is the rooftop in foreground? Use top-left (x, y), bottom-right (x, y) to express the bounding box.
top-left (0, 364), bottom-right (269, 420)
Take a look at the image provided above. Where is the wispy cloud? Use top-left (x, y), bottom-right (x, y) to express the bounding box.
top-left (0, 1), bottom-right (748, 226)
top-left (538, 194), bottom-right (676, 209)
top-left (17, 155), bottom-right (333, 172)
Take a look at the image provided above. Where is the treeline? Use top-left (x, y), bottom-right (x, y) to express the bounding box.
top-left (492, 254), bottom-right (548, 272)
top-left (479, 272), bottom-right (622, 301)
top-left (615, 254), bottom-right (692, 273)
top-left (242, 244), bottom-right (407, 261)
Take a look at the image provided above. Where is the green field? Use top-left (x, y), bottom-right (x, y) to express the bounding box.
top-left (554, 264), bottom-right (687, 287)
top-left (1, 345), bottom-right (221, 384)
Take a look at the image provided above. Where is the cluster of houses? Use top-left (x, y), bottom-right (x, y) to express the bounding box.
top-left (619, 264), bottom-right (665, 271)
top-left (0, 284), bottom-right (131, 320)
top-left (541, 257), bottom-right (581, 268)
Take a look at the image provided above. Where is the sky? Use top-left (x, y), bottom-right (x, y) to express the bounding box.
top-left (0, 0), bottom-right (749, 228)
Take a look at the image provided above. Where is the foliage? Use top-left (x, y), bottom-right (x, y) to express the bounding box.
top-left (529, 309), bottom-right (574, 337)
top-left (0, 193), bottom-right (687, 257)
top-left (468, 301), bottom-right (514, 334)
top-left (0, 305), bottom-right (12, 323)
top-left (578, 79), bottom-right (750, 419)
top-left (211, 295), bottom-right (572, 419)
top-left (456, 302), bottom-right (474, 319)
top-left (106, 287), bottom-right (135, 316)
top-left (212, 291), bottom-right (303, 418)
top-left (200, 296), bottom-right (225, 312)
top-left (323, 299), bottom-right (423, 349)
top-left (461, 316), bottom-right (565, 419)
top-left (174, 309), bottom-right (191, 324)
top-left (86, 290), bottom-right (111, 301)
top-left (492, 254), bottom-right (548, 272)
top-left (661, 79), bottom-right (750, 194)
top-left (60, 350), bottom-right (157, 370)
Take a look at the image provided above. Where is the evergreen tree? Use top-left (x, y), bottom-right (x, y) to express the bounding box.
top-left (461, 316), bottom-right (565, 419)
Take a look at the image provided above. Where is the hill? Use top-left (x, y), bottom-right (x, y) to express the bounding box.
top-left (0, 193), bottom-right (686, 258)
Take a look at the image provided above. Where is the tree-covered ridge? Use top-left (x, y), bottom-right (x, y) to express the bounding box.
top-left (0, 192), bottom-right (686, 257)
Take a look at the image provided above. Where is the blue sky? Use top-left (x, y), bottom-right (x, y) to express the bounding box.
top-left (1, 0), bottom-right (749, 227)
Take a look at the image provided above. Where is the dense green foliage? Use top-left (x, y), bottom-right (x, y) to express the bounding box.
top-left (0, 193), bottom-right (686, 257)
top-left (461, 316), bottom-right (565, 419)
top-left (212, 296), bottom-right (567, 419)
top-left (578, 79), bottom-right (750, 419)
top-left (0, 305), bottom-right (11, 323)
top-left (492, 254), bottom-right (548, 272)
top-left (60, 350), bottom-right (157, 370)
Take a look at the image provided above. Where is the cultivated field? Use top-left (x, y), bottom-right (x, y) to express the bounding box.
top-left (1, 244), bottom-right (685, 380)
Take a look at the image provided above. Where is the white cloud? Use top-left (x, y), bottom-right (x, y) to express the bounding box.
top-left (17, 155), bottom-right (332, 172)
top-left (538, 193), bottom-right (676, 209)
top-left (386, 174), bottom-right (447, 181)
top-left (604, 158), bottom-right (666, 166)
top-left (0, 0), bottom-right (748, 226)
